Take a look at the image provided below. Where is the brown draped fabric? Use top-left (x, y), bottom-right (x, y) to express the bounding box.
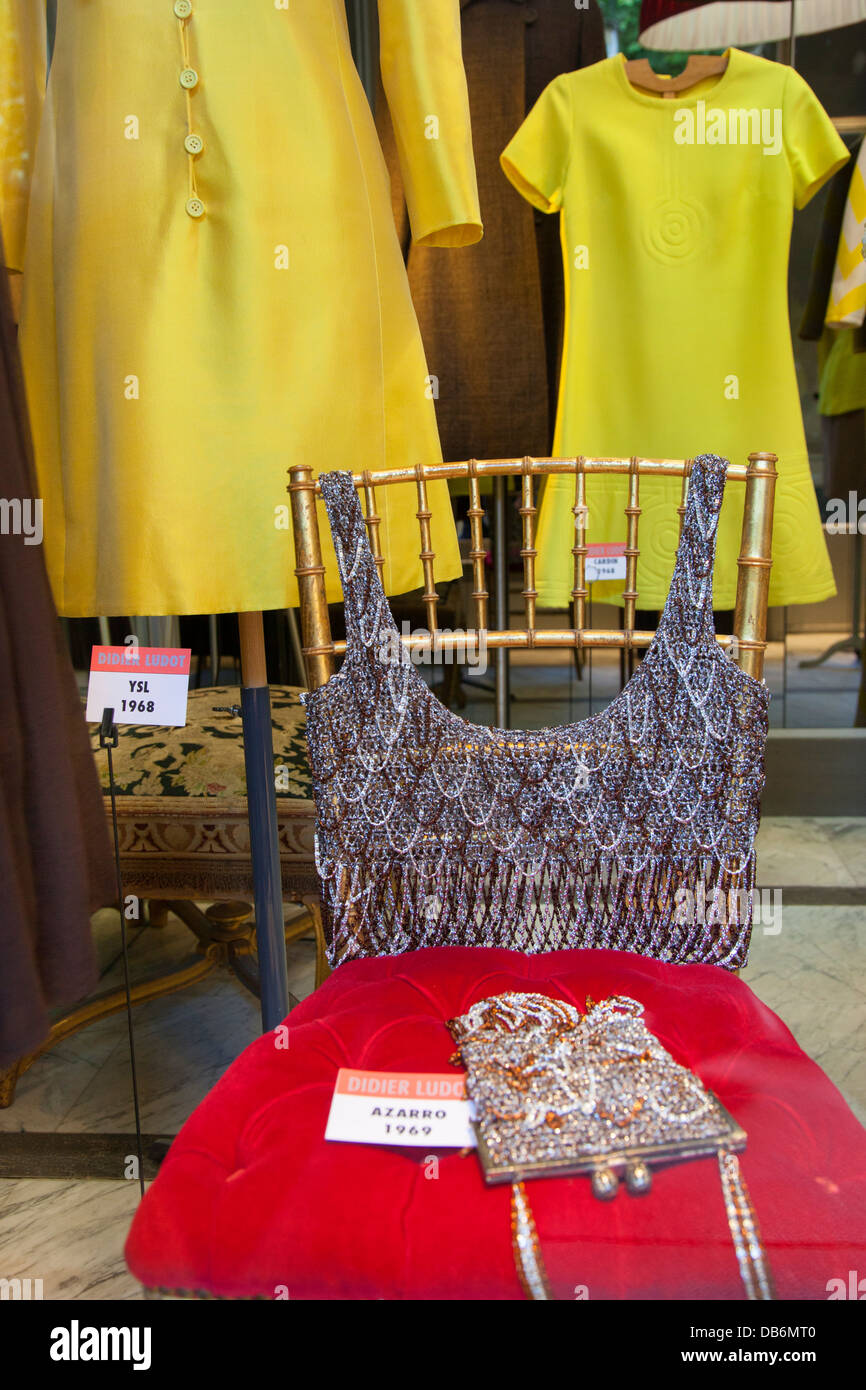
top-left (377, 0), bottom-right (606, 459)
top-left (0, 258), bottom-right (115, 1068)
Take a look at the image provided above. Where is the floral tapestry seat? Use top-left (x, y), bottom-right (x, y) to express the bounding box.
top-left (89, 682), bottom-right (319, 915)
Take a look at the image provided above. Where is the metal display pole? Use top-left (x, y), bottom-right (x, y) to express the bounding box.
top-left (99, 708), bottom-right (145, 1198)
top-left (345, 0), bottom-right (378, 106)
top-left (494, 476), bottom-right (510, 728)
top-left (238, 611), bottom-right (289, 1031)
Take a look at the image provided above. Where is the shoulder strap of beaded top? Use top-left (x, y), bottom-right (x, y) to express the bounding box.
top-left (655, 454), bottom-right (728, 645)
top-left (318, 458), bottom-right (728, 664)
top-left (319, 470), bottom-right (400, 654)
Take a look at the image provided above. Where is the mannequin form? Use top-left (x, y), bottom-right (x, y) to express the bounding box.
top-left (1, 0), bottom-right (482, 1023)
top-left (1, 0), bottom-right (482, 618)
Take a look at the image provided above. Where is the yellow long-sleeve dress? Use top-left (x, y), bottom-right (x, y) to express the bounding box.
top-left (0, 0), bottom-right (481, 617)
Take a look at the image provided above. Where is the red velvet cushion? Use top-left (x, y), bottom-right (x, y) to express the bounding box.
top-left (125, 947), bottom-right (866, 1300)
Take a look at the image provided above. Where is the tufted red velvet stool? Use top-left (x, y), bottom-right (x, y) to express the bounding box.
top-left (124, 947), bottom-right (866, 1300)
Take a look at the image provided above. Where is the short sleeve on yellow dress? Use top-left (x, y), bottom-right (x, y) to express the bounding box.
top-left (783, 67), bottom-right (851, 211)
top-left (501, 50), bottom-right (848, 611)
top-left (3, 0), bottom-right (481, 617)
top-left (499, 74), bottom-right (573, 214)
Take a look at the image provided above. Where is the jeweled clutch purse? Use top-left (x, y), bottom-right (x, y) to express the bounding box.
top-left (448, 992), bottom-right (772, 1300)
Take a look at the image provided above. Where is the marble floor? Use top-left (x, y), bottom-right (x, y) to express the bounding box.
top-left (0, 818), bottom-right (863, 1300)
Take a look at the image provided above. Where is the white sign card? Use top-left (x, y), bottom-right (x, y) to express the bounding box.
top-left (325, 1069), bottom-right (476, 1149)
top-left (585, 542), bottom-right (627, 583)
top-left (86, 645), bottom-right (191, 727)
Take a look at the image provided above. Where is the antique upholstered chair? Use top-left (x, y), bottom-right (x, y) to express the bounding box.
top-left (0, 685), bottom-right (322, 1109)
top-left (125, 455), bottom-right (866, 1300)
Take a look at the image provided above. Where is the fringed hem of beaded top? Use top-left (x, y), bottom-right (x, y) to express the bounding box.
top-left (304, 455), bottom-right (769, 971)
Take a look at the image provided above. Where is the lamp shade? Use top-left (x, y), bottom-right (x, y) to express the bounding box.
top-left (639, 0), bottom-right (866, 50)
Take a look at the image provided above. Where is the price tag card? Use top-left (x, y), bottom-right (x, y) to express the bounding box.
top-left (325, 1069), bottom-right (476, 1149)
top-left (86, 646), bottom-right (192, 727)
top-left (586, 543), bottom-right (627, 583)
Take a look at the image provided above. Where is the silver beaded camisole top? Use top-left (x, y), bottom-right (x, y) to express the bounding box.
top-left (304, 456), bottom-right (769, 971)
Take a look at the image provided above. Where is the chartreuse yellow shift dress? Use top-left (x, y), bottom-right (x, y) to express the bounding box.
top-left (0, 0), bottom-right (481, 616)
top-left (501, 50), bottom-right (848, 610)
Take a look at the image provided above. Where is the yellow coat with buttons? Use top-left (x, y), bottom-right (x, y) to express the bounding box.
top-left (0, 0), bottom-right (482, 616)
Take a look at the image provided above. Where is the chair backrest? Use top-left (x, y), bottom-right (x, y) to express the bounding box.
top-left (289, 453), bottom-right (777, 695)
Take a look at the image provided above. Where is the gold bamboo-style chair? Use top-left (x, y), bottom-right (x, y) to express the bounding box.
top-left (123, 447), bottom-right (866, 1299)
top-left (290, 451), bottom-right (776, 701)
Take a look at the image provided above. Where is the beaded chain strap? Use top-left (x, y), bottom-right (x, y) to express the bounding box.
top-left (303, 456), bottom-right (769, 970)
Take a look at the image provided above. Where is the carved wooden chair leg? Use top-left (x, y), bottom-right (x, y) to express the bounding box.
top-left (300, 895), bottom-right (331, 990)
top-left (2, 896), bottom-right (326, 1108)
top-left (0, 955), bottom-right (219, 1108)
top-left (225, 935), bottom-right (300, 1010)
top-left (219, 903), bottom-right (319, 1008)
top-left (283, 909), bottom-right (314, 945)
top-left (161, 899), bottom-right (254, 950)
top-left (0, 1061), bottom-right (23, 1109)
